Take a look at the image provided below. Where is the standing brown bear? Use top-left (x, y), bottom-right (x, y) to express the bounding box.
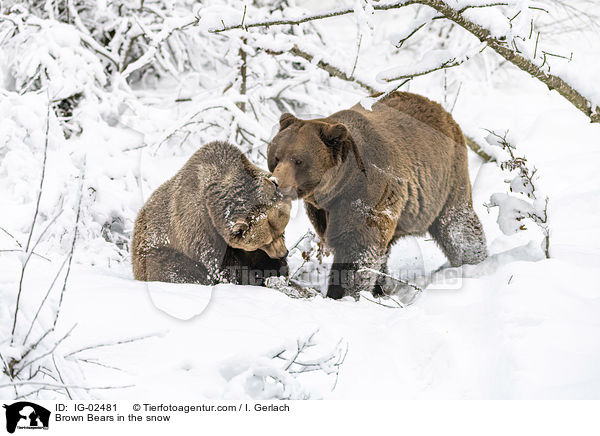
top-left (131, 141), bottom-right (291, 286)
top-left (267, 91), bottom-right (487, 299)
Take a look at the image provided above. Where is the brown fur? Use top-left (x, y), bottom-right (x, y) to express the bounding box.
top-left (132, 141), bottom-right (291, 286)
top-left (268, 92), bottom-right (487, 299)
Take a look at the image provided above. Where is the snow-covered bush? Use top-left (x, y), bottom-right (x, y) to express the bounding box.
top-left (221, 330), bottom-right (347, 399)
top-left (484, 130), bottom-right (550, 258)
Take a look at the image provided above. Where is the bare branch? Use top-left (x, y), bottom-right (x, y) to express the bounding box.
top-left (265, 45), bottom-right (379, 94)
top-left (11, 210), bottom-right (62, 345)
top-left (465, 135), bottom-right (494, 162)
top-left (14, 324), bottom-right (77, 378)
top-left (381, 55), bottom-right (469, 81)
top-left (25, 101), bottom-right (50, 253)
top-left (0, 381), bottom-right (134, 391)
top-left (210, 1), bottom-right (419, 33)
top-left (64, 332), bottom-right (161, 358)
top-left (52, 162), bottom-right (86, 329)
top-left (0, 225), bottom-right (22, 248)
top-left (211, 1), bottom-right (540, 33)
top-left (52, 355), bottom-right (72, 399)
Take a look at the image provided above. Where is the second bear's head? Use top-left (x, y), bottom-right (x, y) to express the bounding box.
top-left (224, 154), bottom-right (291, 259)
top-left (267, 113), bottom-right (365, 201)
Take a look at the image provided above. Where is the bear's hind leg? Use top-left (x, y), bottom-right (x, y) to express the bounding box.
top-left (135, 247), bottom-right (210, 284)
top-left (428, 204), bottom-right (487, 267)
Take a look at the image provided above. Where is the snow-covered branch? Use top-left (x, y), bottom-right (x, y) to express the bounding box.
top-left (377, 43), bottom-right (486, 81)
top-left (265, 44), bottom-right (379, 95)
top-left (212, 0), bottom-right (600, 123)
top-left (221, 330), bottom-right (348, 399)
top-left (484, 130), bottom-right (550, 258)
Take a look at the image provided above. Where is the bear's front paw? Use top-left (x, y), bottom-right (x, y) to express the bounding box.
top-left (326, 283), bottom-right (346, 300)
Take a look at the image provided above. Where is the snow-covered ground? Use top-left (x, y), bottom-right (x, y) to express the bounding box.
top-left (1, 0), bottom-right (600, 400)
top-left (4, 77), bottom-right (600, 400)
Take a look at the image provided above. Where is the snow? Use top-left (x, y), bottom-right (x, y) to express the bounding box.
top-left (1, 0), bottom-right (600, 401)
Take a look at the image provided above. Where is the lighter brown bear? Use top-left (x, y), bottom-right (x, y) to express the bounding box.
top-left (267, 92), bottom-right (487, 299)
top-left (132, 141), bottom-right (291, 286)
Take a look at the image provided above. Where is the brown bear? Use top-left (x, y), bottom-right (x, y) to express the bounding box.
top-left (131, 141), bottom-right (291, 286)
top-left (267, 91), bottom-right (487, 299)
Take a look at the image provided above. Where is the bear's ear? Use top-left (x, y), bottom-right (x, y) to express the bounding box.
top-left (321, 122), bottom-right (366, 173)
top-left (279, 113), bottom-right (297, 130)
top-left (231, 219), bottom-right (249, 237)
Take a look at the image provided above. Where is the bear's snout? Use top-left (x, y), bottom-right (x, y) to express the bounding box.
top-left (261, 238), bottom-right (288, 259)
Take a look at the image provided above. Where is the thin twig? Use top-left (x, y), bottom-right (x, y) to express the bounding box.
top-left (19, 328), bottom-right (53, 364)
top-left (10, 99), bottom-right (54, 345)
top-left (350, 34), bottom-right (362, 78)
top-left (265, 45), bottom-right (379, 94)
top-left (14, 386), bottom-right (62, 400)
top-left (22, 254), bottom-right (69, 344)
top-left (52, 162), bottom-right (86, 329)
top-left (25, 101), bottom-right (50, 253)
top-left (75, 358), bottom-right (124, 372)
top-left (0, 381), bottom-right (134, 391)
top-left (0, 226), bottom-right (22, 248)
top-left (362, 294), bottom-right (405, 308)
top-left (0, 250), bottom-right (51, 262)
top-left (11, 211), bottom-right (62, 345)
top-left (14, 324), bottom-right (77, 378)
top-left (64, 332), bottom-right (161, 358)
top-left (51, 355), bottom-right (72, 399)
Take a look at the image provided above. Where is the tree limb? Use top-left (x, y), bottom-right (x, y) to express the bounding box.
top-left (265, 45), bottom-right (379, 95)
top-left (214, 1), bottom-right (600, 123)
top-left (210, 1), bottom-right (420, 33)
top-left (418, 0), bottom-right (599, 122)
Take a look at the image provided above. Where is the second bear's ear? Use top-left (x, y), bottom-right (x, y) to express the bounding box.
top-left (321, 123), bottom-right (366, 173)
top-left (279, 113), bottom-right (297, 130)
top-left (231, 220), bottom-right (249, 237)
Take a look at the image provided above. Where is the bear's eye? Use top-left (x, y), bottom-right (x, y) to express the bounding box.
top-left (294, 158), bottom-right (303, 166)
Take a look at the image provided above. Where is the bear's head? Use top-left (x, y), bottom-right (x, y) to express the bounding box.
top-left (267, 113), bottom-right (365, 200)
top-left (226, 175), bottom-right (291, 259)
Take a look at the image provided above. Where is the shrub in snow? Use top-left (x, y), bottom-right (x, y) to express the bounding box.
top-left (286, 230), bottom-right (331, 288)
top-left (4, 19), bottom-right (105, 100)
top-left (484, 130), bottom-right (550, 258)
top-left (220, 330), bottom-right (347, 400)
